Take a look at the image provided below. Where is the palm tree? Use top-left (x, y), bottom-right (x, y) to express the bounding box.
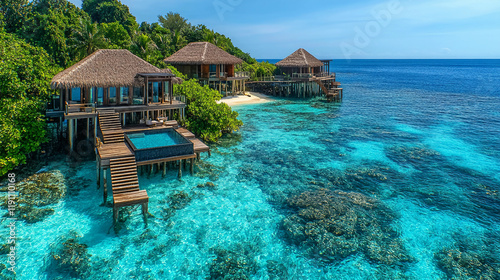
top-left (71, 18), bottom-right (108, 59)
top-left (130, 33), bottom-right (159, 64)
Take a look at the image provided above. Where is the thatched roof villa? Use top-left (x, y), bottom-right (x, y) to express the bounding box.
top-left (276, 48), bottom-right (331, 77)
top-left (164, 42), bottom-right (248, 95)
top-left (47, 49), bottom-right (186, 152)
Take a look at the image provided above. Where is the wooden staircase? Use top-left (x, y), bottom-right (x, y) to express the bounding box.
top-left (98, 112), bottom-right (124, 144)
top-left (314, 80), bottom-right (343, 102)
top-left (109, 156), bottom-right (149, 225)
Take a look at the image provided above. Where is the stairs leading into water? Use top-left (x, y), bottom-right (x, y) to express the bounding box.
top-left (314, 79), bottom-right (343, 102)
top-left (109, 155), bottom-right (149, 225)
top-left (98, 112), bottom-right (125, 144)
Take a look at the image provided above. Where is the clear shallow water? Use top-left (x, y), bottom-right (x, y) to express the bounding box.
top-left (2, 60), bottom-right (500, 279)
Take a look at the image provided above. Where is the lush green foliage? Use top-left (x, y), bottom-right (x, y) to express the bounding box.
top-left (240, 61), bottom-right (277, 80)
top-left (71, 17), bottom-right (108, 59)
top-left (82, 0), bottom-right (137, 35)
top-left (0, 31), bottom-right (59, 175)
top-left (174, 79), bottom-right (243, 142)
top-left (0, 0), bottom-right (257, 173)
top-left (101, 21), bottom-right (131, 49)
top-left (0, 0), bottom-right (29, 33)
top-left (19, 0), bottom-right (90, 67)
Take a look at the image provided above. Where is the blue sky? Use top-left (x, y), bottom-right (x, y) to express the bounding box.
top-left (69, 0), bottom-right (500, 59)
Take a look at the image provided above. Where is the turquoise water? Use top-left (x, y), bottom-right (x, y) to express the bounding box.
top-left (128, 131), bottom-right (182, 150)
top-left (2, 60), bottom-right (500, 279)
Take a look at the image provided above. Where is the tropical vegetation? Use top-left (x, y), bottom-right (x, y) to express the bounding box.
top-left (0, 0), bottom-right (258, 175)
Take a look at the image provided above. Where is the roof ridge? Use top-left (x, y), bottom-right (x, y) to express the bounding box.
top-left (201, 42), bottom-right (208, 62)
top-left (300, 49), bottom-right (308, 65)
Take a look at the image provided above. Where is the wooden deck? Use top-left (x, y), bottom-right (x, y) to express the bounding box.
top-left (97, 142), bottom-right (134, 160)
top-left (96, 124), bottom-right (210, 226)
top-left (175, 127), bottom-right (195, 138)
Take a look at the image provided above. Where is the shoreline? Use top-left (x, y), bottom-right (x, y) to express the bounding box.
top-left (217, 92), bottom-right (274, 107)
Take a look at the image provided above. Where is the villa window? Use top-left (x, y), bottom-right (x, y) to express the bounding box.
top-left (120, 87), bottom-right (129, 104)
top-left (132, 87), bottom-right (143, 105)
top-left (97, 88), bottom-right (104, 106)
top-left (108, 87), bottom-right (117, 104)
top-left (209, 64), bottom-right (216, 78)
top-left (71, 88), bottom-right (81, 103)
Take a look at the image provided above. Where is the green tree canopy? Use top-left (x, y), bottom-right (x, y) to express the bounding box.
top-left (174, 79), bottom-right (243, 142)
top-left (0, 0), bottom-right (29, 33)
top-left (71, 18), bottom-right (108, 59)
top-left (82, 0), bottom-right (138, 35)
top-left (21, 0), bottom-right (89, 67)
top-left (101, 21), bottom-right (131, 49)
top-left (0, 31), bottom-right (59, 175)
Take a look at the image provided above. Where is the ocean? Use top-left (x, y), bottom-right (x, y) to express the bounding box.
top-left (3, 59), bottom-right (500, 279)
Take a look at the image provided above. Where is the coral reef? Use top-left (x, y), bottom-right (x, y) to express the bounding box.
top-left (197, 182), bottom-right (217, 191)
top-left (282, 188), bottom-right (412, 266)
top-left (266, 260), bottom-right (289, 280)
top-left (209, 248), bottom-right (257, 280)
top-left (386, 145), bottom-right (441, 167)
top-left (161, 191), bottom-right (194, 220)
top-left (51, 236), bottom-right (91, 278)
top-left (435, 238), bottom-right (500, 280)
top-left (195, 161), bottom-right (225, 181)
top-left (1, 171), bottom-right (65, 223)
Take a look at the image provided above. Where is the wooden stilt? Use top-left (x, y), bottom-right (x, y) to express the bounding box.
top-left (69, 118), bottom-right (74, 152)
top-left (103, 168), bottom-right (108, 204)
top-left (190, 158), bottom-right (194, 175)
top-left (113, 207), bottom-right (118, 225)
top-left (150, 164), bottom-right (154, 176)
top-left (162, 162), bottom-right (166, 177)
top-left (178, 160), bottom-right (182, 179)
top-left (96, 159), bottom-right (100, 189)
top-left (142, 202), bottom-right (148, 225)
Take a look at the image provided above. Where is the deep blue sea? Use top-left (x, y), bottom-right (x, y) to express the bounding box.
top-left (2, 60), bottom-right (500, 279)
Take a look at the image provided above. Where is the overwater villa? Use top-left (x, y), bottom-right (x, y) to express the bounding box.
top-left (275, 48), bottom-right (332, 79)
top-left (248, 48), bottom-right (342, 101)
top-left (164, 42), bottom-right (249, 96)
top-left (48, 49), bottom-right (210, 225)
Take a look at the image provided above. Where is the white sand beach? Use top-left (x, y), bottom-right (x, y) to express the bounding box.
top-left (218, 92), bottom-right (274, 106)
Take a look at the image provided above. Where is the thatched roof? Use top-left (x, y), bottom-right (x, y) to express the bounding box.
top-left (164, 42), bottom-right (243, 65)
top-left (275, 48), bottom-right (323, 68)
top-left (51, 49), bottom-right (181, 89)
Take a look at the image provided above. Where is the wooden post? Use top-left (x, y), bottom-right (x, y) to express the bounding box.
top-left (113, 207), bottom-right (118, 226)
top-left (150, 164), bottom-right (154, 176)
top-left (178, 160), bottom-right (182, 179)
top-left (96, 159), bottom-right (100, 189)
top-left (190, 158), bottom-right (194, 175)
top-left (69, 118), bottom-right (74, 152)
top-left (142, 202), bottom-right (148, 225)
top-left (94, 116), bottom-right (98, 145)
top-left (86, 118), bottom-right (90, 140)
top-left (163, 162), bottom-right (166, 177)
top-left (103, 168), bottom-right (108, 205)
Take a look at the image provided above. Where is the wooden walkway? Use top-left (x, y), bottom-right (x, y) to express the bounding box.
top-left (98, 112), bottom-right (124, 144)
top-left (110, 156), bottom-right (148, 225)
top-left (175, 127), bottom-right (195, 139)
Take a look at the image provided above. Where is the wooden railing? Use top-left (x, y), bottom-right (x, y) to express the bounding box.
top-left (235, 71), bottom-right (250, 78)
top-left (65, 102), bottom-right (97, 114)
